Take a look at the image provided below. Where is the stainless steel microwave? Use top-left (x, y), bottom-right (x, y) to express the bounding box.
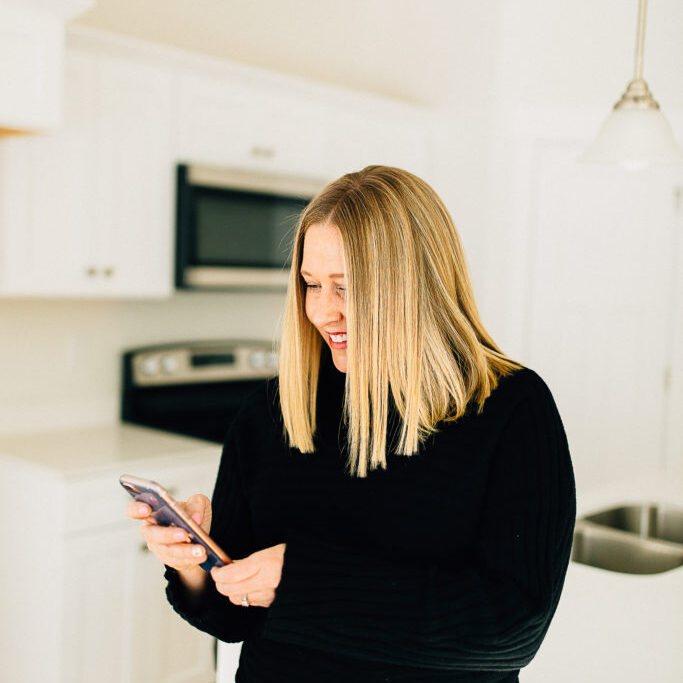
top-left (175, 163), bottom-right (327, 290)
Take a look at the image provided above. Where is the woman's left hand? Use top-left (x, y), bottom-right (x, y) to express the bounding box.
top-left (210, 542), bottom-right (287, 608)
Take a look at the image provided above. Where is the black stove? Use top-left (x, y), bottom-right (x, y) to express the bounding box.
top-left (121, 339), bottom-right (278, 444)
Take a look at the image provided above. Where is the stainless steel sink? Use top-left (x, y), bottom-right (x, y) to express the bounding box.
top-left (571, 503), bottom-right (683, 575)
top-left (583, 503), bottom-right (683, 545)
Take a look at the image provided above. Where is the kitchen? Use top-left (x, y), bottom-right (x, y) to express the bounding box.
top-left (0, 0), bottom-right (682, 681)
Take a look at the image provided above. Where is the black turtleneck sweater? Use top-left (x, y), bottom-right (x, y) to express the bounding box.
top-left (165, 347), bottom-right (576, 682)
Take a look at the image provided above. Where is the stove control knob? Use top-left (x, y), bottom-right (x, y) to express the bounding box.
top-left (141, 357), bottom-right (160, 376)
top-left (249, 351), bottom-right (266, 368)
top-left (161, 355), bottom-right (179, 374)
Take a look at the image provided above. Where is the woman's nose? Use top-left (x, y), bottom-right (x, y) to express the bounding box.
top-left (311, 289), bottom-right (344, 327)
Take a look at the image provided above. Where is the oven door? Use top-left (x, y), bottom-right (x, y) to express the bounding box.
top-left (175, 163), bottom-right (324, 290)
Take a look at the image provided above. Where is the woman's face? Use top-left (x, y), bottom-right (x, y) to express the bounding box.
top-left (300, 222), bottom-right (348, 373)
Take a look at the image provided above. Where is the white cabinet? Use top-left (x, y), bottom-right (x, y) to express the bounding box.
top-left (89, 52), bottom-right (174, 297)
top-left (62, 491), bottom-right (215, 683)
top-left (174, 69), bottom-right (429, 182)
top-left (0, 28), bottom-right (432, 299)
top-left (0, 1), bottom-right (95, 133)
top-left (0, 426), bottom-right (221, 683)
top-left (175, 70), bottom-right (328, 179)
top-left (0, 48), bottom-right (174, 298)
top-left (0, 50), bottom-right (96, 295)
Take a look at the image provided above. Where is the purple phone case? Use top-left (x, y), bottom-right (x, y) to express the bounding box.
top-left (132, 490), bottom-right (225, 572)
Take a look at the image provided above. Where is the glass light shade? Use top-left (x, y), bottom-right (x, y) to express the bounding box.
top-left (580, 107), bottom-right (683, 171)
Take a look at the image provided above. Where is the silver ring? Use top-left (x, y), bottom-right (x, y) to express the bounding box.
top-left (241, 594), bottom-right (250, 607)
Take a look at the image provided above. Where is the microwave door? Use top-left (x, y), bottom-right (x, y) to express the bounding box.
top-left (176, 163), bottom-right (325, 291)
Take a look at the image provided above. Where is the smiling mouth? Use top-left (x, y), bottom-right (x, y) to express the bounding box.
top-left (328, 333), bottom-right (347, 347)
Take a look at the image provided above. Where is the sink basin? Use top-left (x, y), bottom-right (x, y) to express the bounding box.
top-left (572, 521), bottom-right (683, 574)
top-left (583, 503), bottom-right (683, 545)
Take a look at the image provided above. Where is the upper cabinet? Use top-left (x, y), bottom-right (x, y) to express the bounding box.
top-left (175, 71), bottom-right (328, 180)
top-left (174, 70), bottom-right (429, 183)
top-left (0, 47), bottom-right (174, 298)
top-left (0, 28), bottom-right (433, 299)
top-left (88, 53), bottom-right (175, 297)
top-left (0, 0), bottom-right (95, 133)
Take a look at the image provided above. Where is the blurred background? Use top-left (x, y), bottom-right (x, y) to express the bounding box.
top-left (1, 1), bottom-right (682, 681)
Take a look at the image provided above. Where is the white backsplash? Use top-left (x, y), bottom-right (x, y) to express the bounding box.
top-left (0, 291), bottom-right (285, 434)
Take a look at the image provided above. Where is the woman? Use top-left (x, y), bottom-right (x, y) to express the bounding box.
top-left (127, 165), bottom-right (576, 682)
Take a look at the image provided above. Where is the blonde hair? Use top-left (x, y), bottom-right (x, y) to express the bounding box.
top-left (278, 165), bottom-right (523, 478)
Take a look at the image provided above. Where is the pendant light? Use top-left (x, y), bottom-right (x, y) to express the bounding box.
top-left (581, 0), bottom-right (683, 171)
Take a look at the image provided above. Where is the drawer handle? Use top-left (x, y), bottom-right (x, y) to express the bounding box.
top-left (250, 145), bottom-right (276, 159)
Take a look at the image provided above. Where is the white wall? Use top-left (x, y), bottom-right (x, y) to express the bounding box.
top-left (427, 0), bottom-right (683, 490)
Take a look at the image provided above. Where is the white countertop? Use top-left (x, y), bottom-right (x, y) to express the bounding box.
top-left (0, 423), bottom-right (221, 478)
top-left (576, 471), bottom-right (683, 518)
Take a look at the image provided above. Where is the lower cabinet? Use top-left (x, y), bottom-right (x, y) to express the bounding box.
top-left (62, 528), bottom-right (215, 683)
top-left (0, 443), bottom-right (220, 682)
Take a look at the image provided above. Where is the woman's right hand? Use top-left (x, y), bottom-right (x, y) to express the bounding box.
top-left (126, 494), bottom-right (212, 579)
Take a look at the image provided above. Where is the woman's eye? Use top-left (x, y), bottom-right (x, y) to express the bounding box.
top-left (303, 283), bottom-right (344, 296)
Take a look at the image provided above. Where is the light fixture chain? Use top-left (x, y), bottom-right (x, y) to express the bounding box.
top-left (634, 0), bottom-right (648, 81)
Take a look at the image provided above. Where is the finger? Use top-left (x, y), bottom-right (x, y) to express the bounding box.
top-left (184, 494), bottom-right (211, 531)
top-left (223, 587), bottom-right (274, 608)
top-left (126, 501), bottom-right (151, 519)
top-left (216, 579), bottom-right (257, 597)
top-left (167, 542), bottom-right (207, 564)
top-left (149, 541), bottom-right (206, 566)
top-left (140, 523), bottom-right (190, 545)
top-left (214, 575), bottom-right (263, 596)
top-left (227, 590), bottom-right (271, 606)
top-left (211, 562), bottom-right (258, 590)
top-left (215, 577), bottom-right (260, 598)
top-left (174, 503), bottom-right (204, 529)
top-left (211, 561), bottom-right (258, 584)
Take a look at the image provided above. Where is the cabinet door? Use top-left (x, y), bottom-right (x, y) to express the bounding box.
top-left (0, 49), bottom-right (98, 295)
top-left (90, 53), bottom-right (174, 297)
top-left (129, 537), bottom-right (216, 683)
top-left (175, 71), bottom-right (327, 178)
top-left (0, 4), bottom-right (63, 131)
top-left (63, 526), bottom-right (214, 683)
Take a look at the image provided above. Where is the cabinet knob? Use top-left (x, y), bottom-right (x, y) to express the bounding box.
top-left (86, 267), bottom-right (97, 277)
top-left (250, 145), bottom-right (276, 159)
top-left (103, 267), bottom-right (115, 278)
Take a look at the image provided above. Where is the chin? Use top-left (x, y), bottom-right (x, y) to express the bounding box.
top-left (331, 350), bottom-right (347, 373)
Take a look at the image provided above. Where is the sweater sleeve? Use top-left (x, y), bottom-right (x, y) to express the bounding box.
top-left (164, 413), bottom-right (266, 643)
top-left (261, 377), bottom-right (577, 671)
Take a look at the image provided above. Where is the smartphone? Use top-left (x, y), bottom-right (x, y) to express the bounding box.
top-left (119, 473), bottom-right (231, 571)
